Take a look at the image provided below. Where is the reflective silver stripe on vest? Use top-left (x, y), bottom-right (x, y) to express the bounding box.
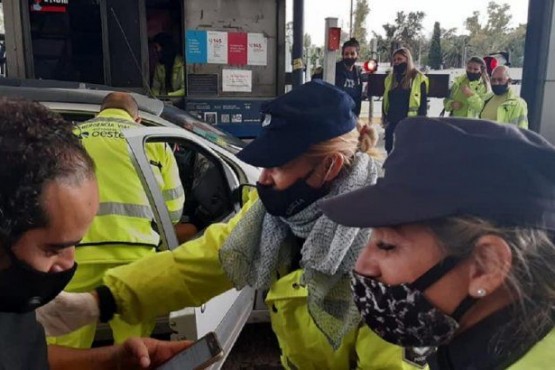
top-left (509, 115), bottom-right (527, 125)
top-left (97, 202), bottom-right (154, 219)
top-left (163, 185), bottom-right (185, 201)
top-left (169, 208), bottom-right (184, 223)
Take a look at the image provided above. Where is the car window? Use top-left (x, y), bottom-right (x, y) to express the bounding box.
top-left (161, 105), bottom-right (246, 155)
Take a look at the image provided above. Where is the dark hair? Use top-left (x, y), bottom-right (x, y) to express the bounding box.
top-left (0, 98), bottom-right (95, 246)
top-left (153, 32), bottom-right (178, 94)
top-left (425, 216), bottom-right (555, 344)
top-left (342, 38), bottom-right (360, 53)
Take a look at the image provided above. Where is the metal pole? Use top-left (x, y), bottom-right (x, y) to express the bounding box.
top-left (350, 0), bottom-right (353, 38)
top-left (323, 17), bottom-right (338, 84)
top-left (292, 0), bottom-right (305, 88)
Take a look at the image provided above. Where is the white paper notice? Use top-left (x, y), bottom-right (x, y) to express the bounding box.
top-left (247, 33), bottom-right (267, 66)
top-left (222, 69), bottom-right (252, 92)
top-left (207, 31), bottom-right (228, 64)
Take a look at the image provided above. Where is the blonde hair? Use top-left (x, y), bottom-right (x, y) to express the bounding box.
top-left (392, 47), bottom-right (420, 90)
top-left (302, 122), bottom-right (382, 167)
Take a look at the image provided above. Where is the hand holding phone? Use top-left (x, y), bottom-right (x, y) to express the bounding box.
top-left (156, 332), bottom-right (224, 370)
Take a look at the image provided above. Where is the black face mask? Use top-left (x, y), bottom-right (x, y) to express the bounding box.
top-left (343, 58), bottom-right (357, 68)
top-left (466, 72), bottom-right (482, 82)
top-left (256, 167), bottom-right (331, 218)
top-left (351, 256), bottom-right (477, 348)
top-left (492, 83), bottom-right (509, 96)
top-left (0, 247), bottom-right (76, 313)
top-left (393, 62), bottom-right (407, 74)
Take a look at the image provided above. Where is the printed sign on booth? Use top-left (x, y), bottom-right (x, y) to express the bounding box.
top-left (228, 33), bottom-right (248, 65)
top-left (222, 69), bottom-right (252, 92)
top-left (185, 30), bottom-right (208, 64)
top-left (247, 33), bottom-right (267, 66)
top-left (207, 31), bottom-right (228, 64)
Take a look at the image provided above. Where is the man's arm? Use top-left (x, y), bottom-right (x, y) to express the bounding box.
top-left (48, 338), bottom-right (190, 370)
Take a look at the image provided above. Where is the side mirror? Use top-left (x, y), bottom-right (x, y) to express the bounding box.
top-left (233, 184), bottom-right (257, 208)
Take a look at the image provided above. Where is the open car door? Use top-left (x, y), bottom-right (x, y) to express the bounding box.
top-left (123, 126), bottom-right (255, 369)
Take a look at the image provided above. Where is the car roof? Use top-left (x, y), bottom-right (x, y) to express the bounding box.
top-left (0, 78), bottom-right (165, 116)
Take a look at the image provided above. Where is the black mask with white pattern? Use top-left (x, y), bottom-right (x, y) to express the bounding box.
top-left (351, 256), bottom-right (477, 348)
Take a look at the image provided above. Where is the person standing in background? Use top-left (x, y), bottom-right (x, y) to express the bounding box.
top-left (480, 65), bottom-right (528, 129)
top-left (444, 56), bottom-right (490, 118)
top-left (382, 47), bottom-right (429, 154)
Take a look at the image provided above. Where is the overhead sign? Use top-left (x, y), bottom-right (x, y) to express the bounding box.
top-left (30, 0), bottom-right (68, 13)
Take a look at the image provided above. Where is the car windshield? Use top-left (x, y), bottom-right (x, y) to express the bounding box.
top-left (161, 105), bottom-right (246, 154)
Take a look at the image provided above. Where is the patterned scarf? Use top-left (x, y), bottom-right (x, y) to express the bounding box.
top-left (219, 153), bottom-right (377, 348)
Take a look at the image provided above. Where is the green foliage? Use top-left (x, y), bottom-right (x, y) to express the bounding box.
top-left (462, 1), bottom-right (525, 67)
top-left (376, 11), bottom-right (426, 63)
top-left (353, 0), bottom-right (371, 59)
top-left (428, 22), bottom-right (442, 69)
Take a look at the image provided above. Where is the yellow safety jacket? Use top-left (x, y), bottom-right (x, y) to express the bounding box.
top-left (481, 88), bottom-right (529, 129)
top-left (75, 109), bottom-right (184, 263)
top-left (383, 71), bottom-right (429, 118)
top-left (508, 328), bottom-right (555, 369)
top-left (103, 191), bottom-right (425, 370)
top-left (443, 74), bottom-right (489, 118)
top-left (152, 56), bottom-right (185, 97)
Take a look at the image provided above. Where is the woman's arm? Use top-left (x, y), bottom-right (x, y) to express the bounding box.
top-left (418, 81), bottom-right (428, 116)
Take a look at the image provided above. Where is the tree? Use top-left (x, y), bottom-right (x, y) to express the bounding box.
top-left (378, 11), bottom-right (426, 62)
top-left (428, 22), bottom-right (442, 69)
top-left (352, 0), bottom-right (370, 59)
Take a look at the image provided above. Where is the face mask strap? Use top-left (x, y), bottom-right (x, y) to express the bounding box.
top-left (409, 256), bottom-right (461, 291)
top-left (451, 296), bottom-right (477, 322)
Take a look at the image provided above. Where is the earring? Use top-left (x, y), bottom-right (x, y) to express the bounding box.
top-left (476, 288), bottom-right (487, 298)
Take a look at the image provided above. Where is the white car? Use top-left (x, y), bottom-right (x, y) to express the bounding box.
top-left (0, 80), bottom-right (267, 369)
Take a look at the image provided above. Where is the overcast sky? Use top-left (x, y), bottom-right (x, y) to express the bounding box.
top-left (287, 0), bottom-right (530, 46)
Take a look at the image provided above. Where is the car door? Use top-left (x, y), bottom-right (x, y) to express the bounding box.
top-left (123, 126), bottom-right (255, 369)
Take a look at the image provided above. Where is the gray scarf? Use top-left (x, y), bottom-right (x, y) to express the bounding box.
top-left (219, 153), bottom-right (377, 348)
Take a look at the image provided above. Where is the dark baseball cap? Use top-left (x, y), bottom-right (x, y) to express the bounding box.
top-left (236, 80), bottom-right (356, 168)
top-left (322, 117), bottom-right (555, 231)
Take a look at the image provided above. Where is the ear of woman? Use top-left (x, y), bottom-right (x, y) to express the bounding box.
top-left (323, 153), bottom-right (344, 182)
top-left (467, 235), bottom-right (513, 298)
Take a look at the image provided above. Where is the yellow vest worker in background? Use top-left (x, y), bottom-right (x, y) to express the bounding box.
top-left (151, 33), bottom-right (185, 98)
top-left (443, 56), bottom-right (490, 118)
top-left (47, 92), bottom-right (185, 348)
top-left (382, 47), bottom-right (429, 154)
top-left (480, 65), bottom-right (528, 129)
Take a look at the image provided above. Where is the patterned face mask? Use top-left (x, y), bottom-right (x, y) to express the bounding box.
top-left (351, 257), bottom-right (477, 348)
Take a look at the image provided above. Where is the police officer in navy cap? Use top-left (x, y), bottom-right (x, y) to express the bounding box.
top-left (322, 117), bottom-right (555, 368)
top-left (38, 81), bottom-right (427, 369)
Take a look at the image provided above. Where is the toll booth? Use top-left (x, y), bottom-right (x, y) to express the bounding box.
top-left (3, 0), bottom-right (286, 138)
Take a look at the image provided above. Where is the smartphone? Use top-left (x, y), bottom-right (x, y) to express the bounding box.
top-left (157, 332), bottom-right (224, 370)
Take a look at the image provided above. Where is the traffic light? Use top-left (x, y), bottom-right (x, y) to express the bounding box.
top-left (483, 56), bottom-right (498, 77)
top-left (363, 59), bottom-right (378, 73)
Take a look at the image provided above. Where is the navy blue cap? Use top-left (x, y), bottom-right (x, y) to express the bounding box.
top-left (236, 80), bottom-right (356, 167)
top-left (322, 117), bottom-right (555, 231)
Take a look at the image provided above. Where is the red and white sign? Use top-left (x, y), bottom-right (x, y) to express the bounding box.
top-left (207, 31), bottom-right (228, 64)
top-left (247, 33), bottom-right (267, 66)
top-left (30, 0), bottom-right (68, 13)
top-left (228, 32), bottom-right (247, 65)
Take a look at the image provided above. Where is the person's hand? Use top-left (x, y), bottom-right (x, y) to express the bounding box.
top-left (451, 101), bottom-right (463, 110)
top-left (118, 337), bottom-right (192, 369)
top-left (461, 85), bottom-right (474, 97)
top-left (36, 291), bottom-right (99, 336)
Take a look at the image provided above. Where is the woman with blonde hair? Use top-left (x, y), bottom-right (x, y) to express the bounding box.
top-left (444, 56), bottom-right (490, 118)
top-left (383, 47), bottom-right (429, 153)
top-left (39, 81), bottom-right (421, 369)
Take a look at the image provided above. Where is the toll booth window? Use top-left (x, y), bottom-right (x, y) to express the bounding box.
top-left (29, 1), bottom-right (104, 84)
